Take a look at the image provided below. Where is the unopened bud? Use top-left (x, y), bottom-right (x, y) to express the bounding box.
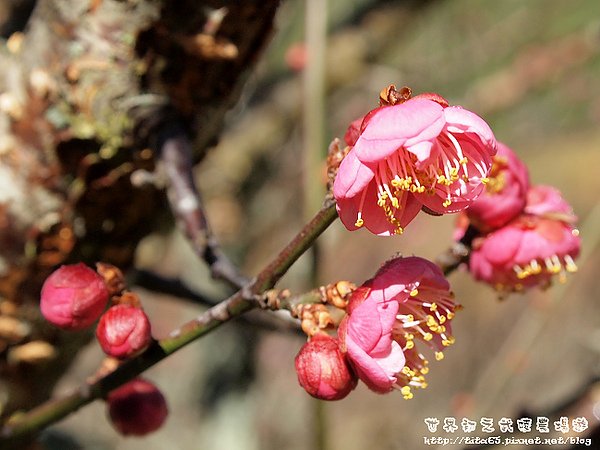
top-left (294, 334), bottom-right (357, 400)
top-left (40, 263), bottom-right (109, 330)
top-left (96, 305), bottom-right (152, 359)
top-left (107, 378), bottom-right (168, 436)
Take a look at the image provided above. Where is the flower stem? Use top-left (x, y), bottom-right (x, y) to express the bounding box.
top-left (0, 201), bottom-right (338, 446)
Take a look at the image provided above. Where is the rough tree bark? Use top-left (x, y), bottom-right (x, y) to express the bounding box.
top-left (0, 0), bottom-right (279, 426)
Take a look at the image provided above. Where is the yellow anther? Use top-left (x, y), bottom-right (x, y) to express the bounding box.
top-left (529, 259), bottom-right (542, 274)
top-left (409, 289), bottom-right (419, 297)
top-left (401, 366), bottom-right (411, 375)
top-left (481, 177), bottom-right (489, 184)
top-left (564, 255), bottom-right (578, 273)
top-left (459, 157), bottom-right (468, 165)
top-left (354, 218), bottom-right (364, 227)
top-left (405, 340), bottom-right (415, 350)
top-left (401, 386), bottom-right (413, 400)
top-left (438, 315), bottom-right (446, 324)
top-left (429, 303), bottom-right (437, 311)
top-left (421, 367), bottom-right (429, 375)
top-left (513, 265), bottom-right (530, 279)
top-left (443, 199), bottom-right (452, 207)
top-left (423, 332), bottom-right (433, 341)
top-left (391, 197), bottom-right (400, 209)
top-left (391, 178), bottom-right (401, 187)
top-left (435, 351), bottom-right (444, 361)
top-left (446, 312), bottom-right (454, 320)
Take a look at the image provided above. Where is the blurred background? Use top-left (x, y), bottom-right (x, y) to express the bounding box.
top-left (23, 0), bottom-right (600, 448)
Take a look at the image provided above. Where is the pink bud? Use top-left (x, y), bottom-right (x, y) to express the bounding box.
top-left (96, 304), bottom-right (152, 359)
top-left (107, 378), bottom-right (168, 436)
top-left (40, 263), bottom-right (109, 330)
top-left (295, 334), bottom-right (357, 400)
top-left (466, 142), bottom-right (530, 231)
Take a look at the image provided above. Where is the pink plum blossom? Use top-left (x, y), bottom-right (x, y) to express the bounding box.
top-left (339, 256), bottom-right (458, 398)
top-left (295, 334), bottom-right (357, 400)
top-left (333, 96), bottom-right (497, 235)
top-left (468, 185), bottom-right (580, 293)
top-left (466, 142), bottom-right (530, 231)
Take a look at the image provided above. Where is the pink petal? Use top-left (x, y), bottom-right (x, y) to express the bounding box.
top-left (333, 149), bottom-right (375, 199)
top-left (346, 297), bottom-right (399, 352)
top-left (354, 99), bottom-right (445, 164)
top-left (443, 106), bottom-right (496, 150)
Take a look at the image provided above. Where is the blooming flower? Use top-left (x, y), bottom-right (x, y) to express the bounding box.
top-left (96, 304), bottom-right (152, 359)
top-left (468, 185), bottom-right (580, 292)
top-left (339, 256), bottom-right (458, 398)
top-left (333, 96), bottom-right (497, 235)
top-left (295, 333), bottom-right (358, 400)
top-left (107, 378), bottom-right (168, 436)
top-left (465, 142), bottom-right (530, 231)
top-left (40, 263), bottom-right (109, 330)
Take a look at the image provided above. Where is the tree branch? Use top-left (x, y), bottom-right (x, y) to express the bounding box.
top-left (0, 200), bottom-right (337, 446)
top-left (157, 121), bottom-right (249, 289)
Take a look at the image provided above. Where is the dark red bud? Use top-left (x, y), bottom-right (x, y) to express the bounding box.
top-left (107, 378), bottom-right (168, 436)
top-left (295, 334), bottom-right (357, 401)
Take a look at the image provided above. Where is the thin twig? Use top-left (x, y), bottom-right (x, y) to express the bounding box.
top-left (436, 224), bottom-right (480, 275)
top-left (0, 201), bottom-right (338, 446)
top-left (158, 122), bottom-right (249, 290)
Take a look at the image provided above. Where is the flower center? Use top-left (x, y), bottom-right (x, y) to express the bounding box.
top-left (390, 283), bottom-right (460, 399)
top-left (354, 130), bottom-right (489, 233)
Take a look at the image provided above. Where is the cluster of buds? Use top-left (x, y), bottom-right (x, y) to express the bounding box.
top-left (39, 262), bottom-right (164, 436)
top-left (456, 143), bottom-right (581, 293)
top-left (295, 256), bottom-right (459, 400)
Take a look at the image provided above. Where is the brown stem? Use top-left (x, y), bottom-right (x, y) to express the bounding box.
top-left (158, 122), bottom-right (249, 289)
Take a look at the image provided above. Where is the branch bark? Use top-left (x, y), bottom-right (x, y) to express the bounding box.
top-left (0, 0), bottom-right (280, 426)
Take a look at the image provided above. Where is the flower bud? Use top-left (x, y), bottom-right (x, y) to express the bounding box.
top-left (466, 142), bottom-right (530, 232)
top-left (96, 304), bottom-right (152, 359)
top-left (107, 378), bottom-right (168, 436)
top-left (295, 334), bottom-right (357, 400)
top-left (40, 263), bottom-right (109, 330)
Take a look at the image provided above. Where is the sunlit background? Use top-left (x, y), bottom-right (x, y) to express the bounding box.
top-left (42, 0), bottom-right (600, 448)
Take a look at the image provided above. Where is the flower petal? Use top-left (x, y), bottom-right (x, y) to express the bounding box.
top-left (354, 99), bottom-right (445, 164)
